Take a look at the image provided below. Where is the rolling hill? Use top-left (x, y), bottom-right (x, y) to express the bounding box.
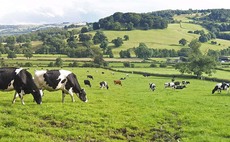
top-left (89, 22), bottom-right (230, 57)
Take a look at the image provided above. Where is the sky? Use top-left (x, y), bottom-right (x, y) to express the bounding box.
top-left (0, 0), bottom-right (229, 25)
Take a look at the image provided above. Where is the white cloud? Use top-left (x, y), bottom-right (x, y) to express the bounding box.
top-left (0, 0), bottom-right (229, 24)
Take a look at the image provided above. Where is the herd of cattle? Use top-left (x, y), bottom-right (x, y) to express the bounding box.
top-left (0, 67), bottom-right (229, 105)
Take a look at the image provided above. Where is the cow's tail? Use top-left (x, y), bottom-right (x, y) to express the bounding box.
top-left (212, 86), bottom-right (218, 94)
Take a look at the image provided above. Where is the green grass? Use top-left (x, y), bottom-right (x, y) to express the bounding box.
top-left (90, 23), bottom-right (230, 57)
top-left (1, 67), bottom-right (230, 141)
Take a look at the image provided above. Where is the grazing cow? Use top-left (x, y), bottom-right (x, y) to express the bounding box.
top-left (0, 67), bottom-right (42, 105)
top-left (100, 81), bottom-right (109, 89)
top-left (120, 77), bottom-right (126, 80)
top-left (34, 70), bottom-right (87, 103)
top-left (174, 81), bottom-right (181, 86)
top-left (212, 82), bottom-right (230, 94)
top-left (149, 83), bottom-right (156, 91)
top-left (174, 85), bottom-right (186, 89)
top-left (182, 81), bottom-right (190, 85)
top-left (102, 72), bottom-right (105, 74)
top-left (84, 80), bottom-right (91, 87)
top-left (114, 80), bottom-right (122, 86)
top-left (164, 82), bottom-right (175, 88)
top-left (87, 75), bottom-right (94, 80)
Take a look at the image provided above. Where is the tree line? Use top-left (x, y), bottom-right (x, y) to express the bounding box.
top-left (93, 12), bottom-right (168, 31)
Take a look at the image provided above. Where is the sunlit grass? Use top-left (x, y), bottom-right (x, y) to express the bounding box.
top-left (0, 67), bottom-right (230, 141)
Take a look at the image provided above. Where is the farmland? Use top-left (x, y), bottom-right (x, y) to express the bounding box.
top-left (87, 22), bottom-right (230, 57)
top-left (0, 11), bottom-right (230, 142)
top-left (0, 67), bottom-right (230, 141)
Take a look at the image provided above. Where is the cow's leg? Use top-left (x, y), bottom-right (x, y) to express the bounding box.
top-left (18, 93), bottom-right (25, 105)
top-left (62, 91), bottom-right (66, 103)
top-left (68, 88), bottom-right (75, 102)
top-left (12, 92), bottom-right (19, 104)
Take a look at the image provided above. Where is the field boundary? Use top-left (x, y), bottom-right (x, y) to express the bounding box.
top-left (105, 67), bottom-right (230, 83)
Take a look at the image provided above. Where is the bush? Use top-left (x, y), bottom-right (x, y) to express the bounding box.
top-left (131, 64), bottom-right (135, 68)
top-left (159, 63), bottom-right (167, 68)
top-left (103, 62), bottom-right (109, 67)
top-left (123, 62), bottom-right (131, 67)
top-left (150, 63), bottom-right (157, 68)
top-left (48, 62), bottom-right (54, 67)
top-left (69, 61), bottom-right (79, 67)
top-left (24, 62), bottom-right (33, 67)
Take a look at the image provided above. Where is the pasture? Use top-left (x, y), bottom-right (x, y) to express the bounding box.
top-left (0, 67), bottom-right (230, 141)
top-left (89, 23), bottom-right (230, 57)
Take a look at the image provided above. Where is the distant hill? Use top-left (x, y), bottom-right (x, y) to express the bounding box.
top-left (0, 22), bottom-right (86, 36)
top-left (0, 9), bottom-right (230, 59)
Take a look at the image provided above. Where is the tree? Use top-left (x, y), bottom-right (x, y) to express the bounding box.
top-left (81, 27), bottom-right (89, 33)
top-left (105, 47), bottom-right (114, 58)
top-left (175, 39), bottom-right (217, 78)
top-left (126, 22), bottom-right (134, 31)
top-left (7, 51), bottom-right (17, 59)
top-left (119, 50), bottom-right (131, 58)
top-left (179, 38), bottom-right (187, 46)
top-left (24, 49), bottom-right (33, 59)
top-left (100, 40), bottom-right (108, 49)
top-left (124, 35), bottom-right (129, 41)
top-left (112, 37), bottom-right (123, 47)
top-left (134, 43), bottom-right (152, 59)
top-left (79, 34), bottom-right (92, 42)
top-left (93, 55), bottom-right (104, 65)
top-left (93, 22), bottom-right (100, 30)
top-left (55, 57), bottom-right (63, 67)
top-left (199, 35), bottom-right (208, 43)
top-left (188, 39), bottom-right (202, 59)
top-left (189, 55), bottom-right (217, 77)
top-left (175, 63), bottom-right (190, 74)
top-left (5, 36), bottom-right (16, 45)
top-left (93, 31), bottom-right (108, 44)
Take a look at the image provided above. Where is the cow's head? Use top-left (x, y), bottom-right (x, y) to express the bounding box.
top-left (78, 89), bottom-right (87, 102)
top-left (31, 89), bottom-right (42, 104)
top-left (18, 69), bottom-right (42, 104)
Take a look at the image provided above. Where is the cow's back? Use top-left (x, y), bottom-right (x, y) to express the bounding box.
top-left (0, 67), bottom-right (18, 90)
top-left (34, 70), bottom-right (47, 89)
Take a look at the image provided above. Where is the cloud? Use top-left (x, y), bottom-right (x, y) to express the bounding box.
top-left (0, 0), bottom-right (229, 25)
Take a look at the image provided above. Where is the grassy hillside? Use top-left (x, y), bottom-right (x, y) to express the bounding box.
top-left (90, 23), bottom-right (230, 57)
top-left (0, 67), bottom-right (230, 141)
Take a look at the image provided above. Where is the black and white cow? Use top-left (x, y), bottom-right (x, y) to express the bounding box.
top-left (100, 81), bottom-right (109, 89)
top-left (84, 80), bottom-right (91, 87)
top-left (149, 83), bottom-right (156, 91)
top-left (34, 70), bottom-right (87, 103)
top-left (212, 82), bottom-right (230, 94)
top-left (182, 81), bottom-right (190, 85)
top-left (164, 82), bottom-right (175, 88)
top-left (174, 85), bottom-right (186, 89)
top-left (0, 67), bottom-right (42, 105)
top-left (174, 81), bottom-right (181, 86)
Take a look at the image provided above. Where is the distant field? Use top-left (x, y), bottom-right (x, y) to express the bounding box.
top-left (0, 67), bottom-right (230, 141)
top-left (113, 67), bottom-right (230, 80)
top-left (89, 23), bottom-right (230, 57)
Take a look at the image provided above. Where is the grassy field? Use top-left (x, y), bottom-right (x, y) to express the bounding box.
top-left (113, 67), bottom-right (230, 80)
top-left (89, 23), bottom-right (230, 57)
top-left (0, 67), bottom-right (230, 141)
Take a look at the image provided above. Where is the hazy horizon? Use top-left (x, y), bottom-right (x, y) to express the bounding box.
top-left (0, 0), bottom-right (229, 25)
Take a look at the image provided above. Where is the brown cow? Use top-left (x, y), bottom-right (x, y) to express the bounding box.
top-left (114, 80), bottom-right (122, 86)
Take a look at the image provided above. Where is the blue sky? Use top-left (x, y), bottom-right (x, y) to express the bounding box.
top-left (0, 0), bottom-right (229, 25)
